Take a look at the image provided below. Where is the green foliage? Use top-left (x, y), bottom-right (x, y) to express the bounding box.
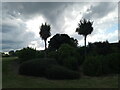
top-left (83, 53), bottom-right (120, 76)
top-left (19, 58), bottom-right (57, 77)
top-left (39, 22), bottom-right (51, 51)
top-left (35, 50), bottom-right (45, 58)
top-left (48, 34), bottom-right (78, 51)
top-left (88, 41), bottom-right (113, 55)
top-left (57, 44), bottom-right (79, 70)
top-left (3, 57), bottom-right (118, 88)
top-left (39, 22), bottom-right (51, 41)
top-left (45, 65), bottom-right (80, 79)
top-left (47, 51), bottom-right (58, 60)
top-left (17, 47), bottom-right (36, 62)
top-left (76, 47), bottom-right (85, 65)
top-left (76, 19), bottom-right (93, 36)
top-left (57, 44), bottom-right (76, 60)
top-left (63, 57), bottom-right (79, 70)
top-left (55, 44), bottom-right (84, 71)
top-left (83, 55), bottom-right (103, 76)
top-left (19, 58), bottom-right (80, 79)
top-left (105, 53), bottom-right (120, 74)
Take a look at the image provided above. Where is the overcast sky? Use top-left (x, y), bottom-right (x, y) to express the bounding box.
top-left (1, 2), bottom-right (119, 52)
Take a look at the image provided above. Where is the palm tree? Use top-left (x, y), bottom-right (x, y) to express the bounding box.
top-left (76, 19), bottom-right (93, 56)
top-left (39, 22), bottom-right (51, 50)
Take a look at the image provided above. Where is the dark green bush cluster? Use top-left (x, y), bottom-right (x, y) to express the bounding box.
top-left (17, 47), bottom-right (36, 62)
top-left (76, 47), bottom-right (85, 65)
top-left (17, 40), bottom-right (119, 78)
top-left (19, 58), bottom-right (80, 79)
top-left (63, 57), bottom-right (79, 70)
top-left (46, 65), bottom-right (80, 79)
top-left (35, 50), bottom-right (45, 58)
top-left (83, 55), bottom-right (103, 76)
top-left (47, 51), bottom-right (58, 60)
top-left (83, 53), bottom-right (120, 76)
top-left (19, 58), bottom-right (57, 76)
top-left (105, 53), bottom-right (120, 74)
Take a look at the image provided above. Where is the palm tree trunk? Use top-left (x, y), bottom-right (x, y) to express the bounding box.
top-left (45, 40), bottom-right (47, 50)
top-left (44, 40), bottom-right (47, 58)
top-left (84, 35), bottom-right (87, 58)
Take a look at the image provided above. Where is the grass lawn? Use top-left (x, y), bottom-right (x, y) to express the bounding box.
top-left (2, 57), bottom-right (119, 88)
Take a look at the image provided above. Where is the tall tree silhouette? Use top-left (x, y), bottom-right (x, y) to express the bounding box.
top-left (76, 19), bottom-right (93, 56)
top-left (39, 22), bottom-right (51, 50)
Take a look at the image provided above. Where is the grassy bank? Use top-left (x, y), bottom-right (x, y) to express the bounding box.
top-left (2, 57), bottom-right (119, 88)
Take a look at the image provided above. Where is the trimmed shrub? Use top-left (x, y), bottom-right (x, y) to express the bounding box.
top-left (19, 58), bottom-right (57, 77)
top-left (45, 65), bottom-right (80, 79)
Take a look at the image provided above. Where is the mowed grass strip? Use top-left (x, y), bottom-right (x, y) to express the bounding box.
top-left (2, 57), bottom-right (118, 88)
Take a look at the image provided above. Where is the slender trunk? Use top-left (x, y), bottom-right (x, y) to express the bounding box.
top-left (44, 39), bottom-right (47, 58)
top-left (45, 39), bottom-right (47, 50)
top-left (84, 35), bottom-right (87, 58)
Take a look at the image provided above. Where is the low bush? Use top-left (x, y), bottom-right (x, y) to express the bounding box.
top-left (105, 53), bottom-right (120, 74)
top-left (76, 53), bottom-right (85, 66)
top-left (47, 51), bottom-right (58, 60)
top-left (19, 58), bottom-right (57, 77)
top-left (83, 53), bottom-right (120, 76)
top-left (35, 50), bottom-right (45, 58)
top-left (17, 47), bottom-right (36, 62)
top-left (45, 65), bottom-right (80, 79)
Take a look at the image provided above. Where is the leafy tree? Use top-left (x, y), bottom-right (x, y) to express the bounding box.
top-left (48, 34), bottom-right (78, 51)
top-left (76, 19), bottom-right (93, 56)
top-left (39, 22), bottom-right (51, 50)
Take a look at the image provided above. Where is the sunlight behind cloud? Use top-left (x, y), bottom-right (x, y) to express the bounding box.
top-left (26, 16), bottom-right (46, 50)
top-left (26, 16), bottom-right (46, 38)
top-left (64, 10), bottom-right (82, 35)
top-left (2, 2), bottom-right (118, 52)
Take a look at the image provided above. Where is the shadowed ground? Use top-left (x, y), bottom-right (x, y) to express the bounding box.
top-left (2, 57), bottom-right (119, 88)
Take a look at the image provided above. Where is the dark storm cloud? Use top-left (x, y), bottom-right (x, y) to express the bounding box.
top-left (2, 16), bottom-right (35, 51)
top-left (1, 2), bottom-right (118, 51)
top-left (2, 40), bottom-right (23, 44)
top-left (84, 2), bottom-right (117, 19)
top-left (2, 2), bottom-right (75, 51)
top-left (2, 2), bottom-right (70, 20)
top-left (2, 2), bottom-right (74, 33)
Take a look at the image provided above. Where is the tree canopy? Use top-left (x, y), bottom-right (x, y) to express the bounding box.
top-left (48, 34), bottom-right (78, 51)
top-left (39, 22), bottom-right (51, 50)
